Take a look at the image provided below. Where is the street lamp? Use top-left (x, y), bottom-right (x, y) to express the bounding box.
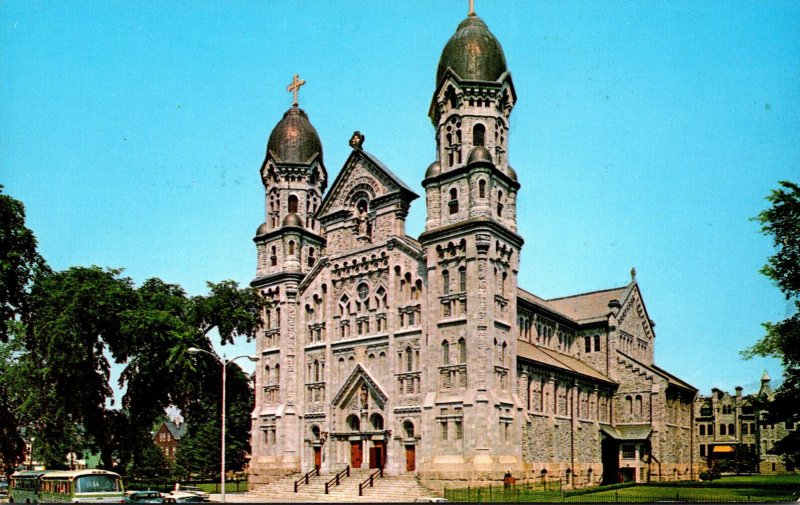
top-left (187, 347), bottom-right (258, 503)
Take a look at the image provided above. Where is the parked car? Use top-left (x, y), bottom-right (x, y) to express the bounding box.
top-left (125, 490), bottom-right (164, 503)
top-left (163, 492), bottom-right (204, 503)
top-left (0, 480), bottom-right (8, 498)
top-left (172, 485), bottom-right (209, 502)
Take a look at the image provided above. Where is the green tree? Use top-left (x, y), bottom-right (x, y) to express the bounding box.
top-left (743, 180), bottom-right (800, 468)
top-left (0, 334), bottom-right (27, 475)
top-left (0, 186), bottom-right (49, 343)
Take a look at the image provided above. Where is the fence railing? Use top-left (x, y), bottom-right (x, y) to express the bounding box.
top-left (358, 467), bottom-right (384, 496)
top-left (126, 478), bottom-right (247, 494)
top-left (324, 465), bottom-right (350, 494)
top-left (294, 467), bottom-right (319, 492)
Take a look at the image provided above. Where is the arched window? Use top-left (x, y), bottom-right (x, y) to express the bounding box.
top-left (270, 246), bottom-right (277, 266)
top-left (626, 395), bottom-right (633, 415)
top-left (311, 425), bottom-right (321, 441)
top-left (497, 190), bottom-right (504, 217)
top-left (405, 346), bottom-right (414, 372)
top-left (288, 195), bottom-right (299, 214)
top-left (501, 341), bottom-right (507, 365)
top-left (479, 179), bottom-right (486, 199)
top-left (376, 286), bottom-right (387, 308)
top-left (442, 341), bottom-right (450, 365)
top-left (275, 364), bottom-right (280, 383)
top-left (308, 247), bottom-right (316, 268)
top-left (449, 188), bottom-right (458, 214)
top-left (265, 365), bottom-right (271, 383)
top-left (357, 283), bottom-right (369, 301)
top-left (458, 338), bottom-right (466, 363)
top-left (584, 336), bottom-right (591, 353)
top-left (442, 270), bottom-right (450, 294)
top-left (720, 424), bottom-right (727, 435)
top-left (635, 395), bottom-right (643, 416)
top-left (370, 413), bottom-right (384, 431)
top-left (459, 266), bottom-right (467, 292)
top-left (347, 414), bottom-right (360, 432)
top-left (594, 334), bottom-right (600, 352)
top-left (473, 123), bottom-right (486, 147)
top-left (288, 241), bottom-right (295, 255)
top-left (313, 360), bottom-right (320, 382)
top-left (403, 420), bottom-right (415, 438)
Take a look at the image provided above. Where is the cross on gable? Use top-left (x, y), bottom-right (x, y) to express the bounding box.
top-left (287, 74), bottom-right (306, 106)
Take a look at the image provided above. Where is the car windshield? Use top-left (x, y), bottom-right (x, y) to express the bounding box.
top-left (76, 475), bottom-right (120, 493)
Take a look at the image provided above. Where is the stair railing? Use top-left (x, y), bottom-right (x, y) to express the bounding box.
top-left (358, 467), bottom-right (384, 496)
top-left (324, 465), bottom-right (350, 494)
top-left (293, 467), bottom-right (320, 493)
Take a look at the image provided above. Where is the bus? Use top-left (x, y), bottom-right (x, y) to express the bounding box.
top-left (10, 469), bottom-right (125, 503)
top-left (8, 470), bottom-right (44, 503)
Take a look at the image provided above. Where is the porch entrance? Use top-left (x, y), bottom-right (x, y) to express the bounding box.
top-left (601, 436), bottom-right (619, 485)
top-left (405, 445), bottom-right (416, 472)
top-left (313, 446), bottom-right (321, 470)
top-left (350, 441), bottom-right (363, 468)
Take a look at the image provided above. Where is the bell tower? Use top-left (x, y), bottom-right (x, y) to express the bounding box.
top-left (419, 7), bottom-right (525, 480)
top-left (251, 75), bottom-right (327, 483)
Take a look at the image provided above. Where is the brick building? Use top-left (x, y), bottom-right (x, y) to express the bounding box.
top-left (248, 7), bottom-right (697, 490)
top-left (153, 420), bottom-right (186, 461)
top-left (695, 372), bottom-right (797, 474)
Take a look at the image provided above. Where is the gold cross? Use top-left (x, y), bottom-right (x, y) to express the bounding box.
top-left (287, 74), bottom-right (306, 106)
top-left (468, 0), bottom-right (475, 16)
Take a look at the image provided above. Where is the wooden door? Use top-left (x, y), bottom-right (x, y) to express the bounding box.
top-left (405, 445), bottom-right (416, 472)
top-left (369, 441), bottom-right (385, 469)
top-left (350, 441), bottom-right (363, 468)
top-left (314, 447), bottom-right (321, 470)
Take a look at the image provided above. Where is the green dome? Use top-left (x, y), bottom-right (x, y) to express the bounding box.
top-left (436, 16), bottom-right (508, 86)
top-left (267, 106), bottom-right (323, 164)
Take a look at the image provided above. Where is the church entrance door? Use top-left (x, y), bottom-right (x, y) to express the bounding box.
top-left (405, 445), bottom-right (416, 472)
top-left (313, 447), bottom-right (321, 470)
top-left (350, 441), bottom-right (363, 468)
top-left (369, 441), bottom-right (385, 469)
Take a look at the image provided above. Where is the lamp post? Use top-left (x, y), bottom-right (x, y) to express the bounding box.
top-left (188, 347), bottom-right (258, 503)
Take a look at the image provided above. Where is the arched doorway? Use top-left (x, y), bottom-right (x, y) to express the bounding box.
top-left (403, 420), bottom-right (416, 472)
top-left (311, 425), bottom-right (322, 470)
top-left (347, 414), bottom-right (363, 468)
top-left (369, 414), bottom-right (386, 469)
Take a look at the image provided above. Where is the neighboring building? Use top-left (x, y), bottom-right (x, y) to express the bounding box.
top-left (694, 372), bottom-right (797, 474)
top-left (153, 420), bottom-right (186, 461)
top-left (248, 8), bottom-right (697, 490)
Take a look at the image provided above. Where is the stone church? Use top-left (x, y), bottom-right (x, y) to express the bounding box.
top-left (248, 7), bottom-right (697, 490)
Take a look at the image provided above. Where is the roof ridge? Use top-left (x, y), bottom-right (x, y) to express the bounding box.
top-left (547, 285), bottom-right (629, 302)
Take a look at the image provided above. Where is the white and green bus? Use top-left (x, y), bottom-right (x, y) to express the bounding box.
top-left (10, 469), bottom-right (125, 503)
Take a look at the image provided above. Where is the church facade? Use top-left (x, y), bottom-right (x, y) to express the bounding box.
top-left (248, 9), bottom-right (697, 490)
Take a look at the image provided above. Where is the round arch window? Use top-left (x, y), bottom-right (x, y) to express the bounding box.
top-left (357, 283), bottom-right (369, 301)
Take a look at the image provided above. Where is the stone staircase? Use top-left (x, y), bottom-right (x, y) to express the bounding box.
top-left (246, 468), bottom-right (438, 502)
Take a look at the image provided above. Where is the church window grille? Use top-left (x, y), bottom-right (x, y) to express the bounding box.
top-left (594, 334), bottom-right (600, 352)
top-left (449, 188), bottom-right (459, 214)
top-left (479, 179), bottom-right (486, 199)
top-left (458, 338), bottom-right (467, 363)
top-left (622, 444), bottom-right (635, 459)
top-left (442, 270), bottom-right (450, 294)
top-left (442, 341), bottom-right (450, 365)
top-left (288, 195), bottom-right (298, 214)
top-left (473, 123), bottom-right (486, 147)
top-left (459, 267), bottom-right (467, 292)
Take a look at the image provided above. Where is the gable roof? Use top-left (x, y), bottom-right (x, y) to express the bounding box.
top-left (318, 148), bottom-right (418, 217)
top-left (546, 285), bottom-right (632, 323)
top-left (518, 340), bottom-right (614, 385)
top-left (153, 420), bottom-right (187, 441)
top-left (617, 350), bottom-right (697, 393)
top-left (331, 363), bottom-right (389, 408)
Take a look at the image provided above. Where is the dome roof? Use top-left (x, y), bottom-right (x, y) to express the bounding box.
top-left (506, 165), bottom-right (518, 182)
top-left (436, 15), bottom-right (508, 86)
top-left (256, 222), bottom-right (269, 236)
top-left (267, 106), bottom-right (323, 164)
top-left (467, 145), bottom-right (493, 165)
top-left (282, 212), bottom-right (303, 228)
top-left (425, 161), bottom-right (442, 178)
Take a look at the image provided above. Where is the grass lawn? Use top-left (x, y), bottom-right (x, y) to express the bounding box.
top-left (715, 474), bottom-right (800, 485)
top-left (580, 485), bottom-right (796, 502)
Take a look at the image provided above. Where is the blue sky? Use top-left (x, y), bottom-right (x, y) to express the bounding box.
top-left (3, 1), bottom-right (798, 397)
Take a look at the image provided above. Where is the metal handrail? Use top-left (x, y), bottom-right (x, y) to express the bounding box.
top-left (358, 467), bottom-right (384, 496)
top-left (324, 465), bottom-right (350, 494)
top-left (293, 467), bottom-right (319, 493)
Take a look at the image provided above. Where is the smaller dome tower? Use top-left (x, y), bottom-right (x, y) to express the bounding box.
top-left (255, 75), bottom-right (327, 279)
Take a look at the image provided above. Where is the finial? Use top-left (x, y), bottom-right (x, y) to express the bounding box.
top-left (468, 0), bottom-right (476, 16)
top-left (349, 131), bottom-right (365, 149)
top-left (287, 74), bottom-right (306, 107)
top-left (630, 267), bottom-right (637, 282)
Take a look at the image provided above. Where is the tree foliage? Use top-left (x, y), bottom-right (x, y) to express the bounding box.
top-left (0, 185), bottom-right (49, 342)
top-left (744, 180), bottom-right (800, 467)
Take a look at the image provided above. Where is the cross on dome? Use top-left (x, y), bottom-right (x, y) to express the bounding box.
top-left (287, 74), bottom-right (306, 106)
